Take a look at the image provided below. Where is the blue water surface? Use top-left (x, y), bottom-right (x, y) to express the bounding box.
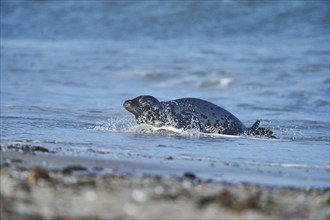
top-left (1, 0), bottom-right (329, 188)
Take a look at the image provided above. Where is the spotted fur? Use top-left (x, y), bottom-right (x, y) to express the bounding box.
top-left (123, 95), bottom-right (274, 137)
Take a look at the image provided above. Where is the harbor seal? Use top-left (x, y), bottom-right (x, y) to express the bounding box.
top-left (123, 95), bottom-right (274, 137)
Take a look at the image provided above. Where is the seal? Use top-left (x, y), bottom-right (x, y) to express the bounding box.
top-left (123, 95), bottom-right (274, 137)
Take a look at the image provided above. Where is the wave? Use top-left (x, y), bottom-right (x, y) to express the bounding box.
top-left (1, 0), bottom-right (328, 40)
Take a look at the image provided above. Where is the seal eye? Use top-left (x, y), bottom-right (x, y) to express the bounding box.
top-left (139, 98), bottom-right (146, 105)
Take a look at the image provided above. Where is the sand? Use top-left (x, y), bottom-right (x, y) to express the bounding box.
top-left (1, 144), bottom-right (329, 220)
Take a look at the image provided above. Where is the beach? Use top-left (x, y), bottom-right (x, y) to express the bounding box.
top-left (1, 1), bottom-right (329, 219)
top-left (1, 145), bottom-right (329, 220)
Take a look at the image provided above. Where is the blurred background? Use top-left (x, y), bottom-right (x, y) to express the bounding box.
top-left (1, 0), bottom-right (329, 186)
top-left (1, 0), bottom-right (329, 112)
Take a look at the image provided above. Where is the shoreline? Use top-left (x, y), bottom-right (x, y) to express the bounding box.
top-left (1, 147), bottom-right (329, 219)
top-left (1, 143), bottom-right (329, 189)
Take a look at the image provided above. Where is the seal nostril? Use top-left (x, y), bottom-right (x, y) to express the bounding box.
top-left (123, 100), bottom-right (132, 108)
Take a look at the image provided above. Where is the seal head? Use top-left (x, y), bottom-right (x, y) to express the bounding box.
top-left (123, 95), bottom-right (164, 126)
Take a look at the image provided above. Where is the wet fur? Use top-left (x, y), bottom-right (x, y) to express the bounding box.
top-left (124, 96), bottom-right (274, 137)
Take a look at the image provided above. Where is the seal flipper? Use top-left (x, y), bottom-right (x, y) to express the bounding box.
top-left (247, 120), bottom-right (260, 134)
top-left (203, 125), bottom-right (218, 133)
top-left (247, 120), bottom-right (275, 138)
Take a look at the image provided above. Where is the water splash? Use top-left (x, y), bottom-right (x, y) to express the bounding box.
top-left (89, 115), bottom-right (275, 140)
top-left (90, 115), bottom-right (199, 137)
top-left (89, 115), bottom-right (136, 132)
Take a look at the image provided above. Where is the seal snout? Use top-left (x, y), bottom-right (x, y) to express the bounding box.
top-left (123, 99), bottom-right (142, 117)
top-left (123, 100), bottom-right (133, 109)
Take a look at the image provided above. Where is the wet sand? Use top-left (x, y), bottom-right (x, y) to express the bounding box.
top-left (1, 145), bottom-right (329, 219)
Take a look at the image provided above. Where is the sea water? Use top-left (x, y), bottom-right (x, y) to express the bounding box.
top-left (1, 0), bottom-right (329, 188)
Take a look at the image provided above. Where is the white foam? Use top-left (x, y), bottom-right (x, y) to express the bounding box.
top-left (90, 116), bottom-right (245, 139)
top-left (245, 161), bottom-right (330, 170)
top-left (89, 115), bottom-right (136, 132)
top-left (89, 116), bottom-right (284, 140)
top-left (90, 115), bottom-right (199, 136)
